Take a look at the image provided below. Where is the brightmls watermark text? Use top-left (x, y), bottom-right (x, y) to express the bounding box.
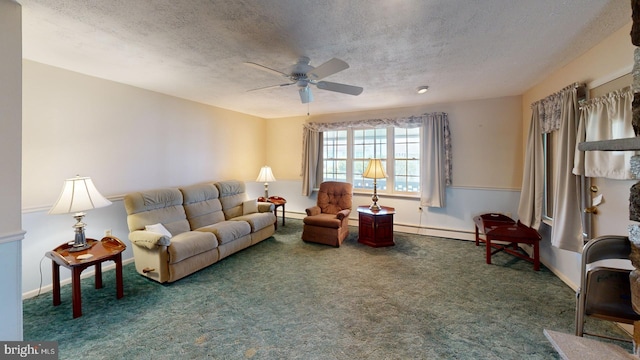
top-left (0, 342), bottom-right (57, 359)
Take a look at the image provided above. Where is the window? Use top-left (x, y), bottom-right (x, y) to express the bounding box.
top-left (543, 131), bottom-right (556, 220)
top-left (322, 130), bottom-right (347, 181)
top-left (322, 127), bottom-right (421, 194)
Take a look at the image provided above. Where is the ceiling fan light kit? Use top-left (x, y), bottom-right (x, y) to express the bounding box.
top-left (245, 56), bottom-right (363, 104)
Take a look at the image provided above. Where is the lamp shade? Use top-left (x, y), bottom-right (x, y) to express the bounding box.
top-left (49, 176), bottom-right (112, 215)
top-left (256, 166), bottom-right (276, 182)
top-left (362, 159), bottom-right (387, 179)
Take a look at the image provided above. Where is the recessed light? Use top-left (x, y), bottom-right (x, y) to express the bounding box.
top-left (416, 86), bottom-right (429, 94)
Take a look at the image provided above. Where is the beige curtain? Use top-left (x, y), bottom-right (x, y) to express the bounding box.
top-left (573, 87), bottom-right (635, 179)
top-left (517, 105), bottom-right (544, 229)
top-left (301, 126), bottom-right (321, 196)
top-left (518, 83), bottom-right (584, 252)
top-left (550, 87), bottom-right (583, 252)
top-left (420, 113), bottom-right (450, 207)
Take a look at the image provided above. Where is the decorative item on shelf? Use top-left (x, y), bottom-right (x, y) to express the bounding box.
top-left (49, 175), bottom-right (112, 252)
top-left (362, 159), bottom-right (387, 211)
top-left (256, 165), bottom-right (276, 199)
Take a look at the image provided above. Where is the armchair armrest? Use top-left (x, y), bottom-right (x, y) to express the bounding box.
top-left (306, 206), bottom-right (321, 216)
top-left (129, 230), bottom-right (171, 250)
top-left (336, 209), bottom-right (351, 220)
top-left (258, 201), bottom-right (275, 212)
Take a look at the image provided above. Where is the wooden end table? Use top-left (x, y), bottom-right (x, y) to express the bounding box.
top-left (46, 236), bottom-right (126, 318)
top-left (260, 196), bottom-right (286, 230)
top-left (473, 213), bottom-right (541, 271)
top-left (357, 205), bottom-right (395, 247)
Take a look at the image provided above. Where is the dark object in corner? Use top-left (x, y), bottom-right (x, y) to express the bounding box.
top-left (633, 0), bottom-right (640, 46)
top-left (633, 93), bottom-right (640, 136)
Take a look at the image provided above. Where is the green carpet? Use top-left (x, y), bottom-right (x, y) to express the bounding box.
top-left (23, 219), bottom-right (631, 359)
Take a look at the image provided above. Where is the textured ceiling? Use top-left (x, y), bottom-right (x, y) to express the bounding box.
top-left (20, 0), bottom-right (631, 119)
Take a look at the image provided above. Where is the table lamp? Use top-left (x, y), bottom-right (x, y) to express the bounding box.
top-left (256, 166), bottom-right (276, 199)
top-left (49, 175), bottom-right (112, 252)
top-left (362, 159), bottom-right (387, 211)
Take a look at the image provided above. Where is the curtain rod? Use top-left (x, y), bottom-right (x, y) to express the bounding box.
top-left (530, 82), bottom-right (584, 108)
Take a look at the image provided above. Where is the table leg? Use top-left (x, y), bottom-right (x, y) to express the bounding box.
top-left (533, 241), bottom-right (540, 271)
top-left (95, 262), bottom-right (103, 289)
top-left (475, 225), bottom-right (480, 246)
top-left (72, 269), bottom-right (82, 318)
top-left (486, 238), bottom-right (492, 264)
top-left (273, 208), bottom-right (278, 230)
top-left (115, 254), bottom-right (124, 299)
top-left (51, 262), bottom-right (61, 306)
top-left (282, 203), bottom-right (285, 227)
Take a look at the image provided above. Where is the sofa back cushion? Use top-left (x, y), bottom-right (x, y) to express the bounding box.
top-left (180, 183), bottom-right (226, 229)
top-left (215, 180), bottom-right (247, 220)
top-left (317, 181), bottom-right (353, 214)
top-left (124, 188), bottom-right (191, 235)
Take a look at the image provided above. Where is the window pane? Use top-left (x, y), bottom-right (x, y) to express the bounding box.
top-left (394, 127), bottom-right (420, 193)
top-left (323, 130), bottom-right (348, 182)
top-left (353, 128), bottom-right (387, 190)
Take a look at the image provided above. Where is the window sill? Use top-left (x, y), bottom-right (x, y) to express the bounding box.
top-left (353, 189), bottom-right (419, 200)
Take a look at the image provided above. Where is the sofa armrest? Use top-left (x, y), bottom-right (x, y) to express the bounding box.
top-left (258, 201), bottom-right (275, 212)
top-left (336, 209), bottom-right (351, 220)
top-left (129, 230), bottom-right (171, 250)
top-left (306, 206), bottom-right (321, 216)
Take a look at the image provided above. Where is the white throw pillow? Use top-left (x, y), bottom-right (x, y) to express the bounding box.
top-left (243, 199), bottom-right (258, 215)
top-left (145, 223), bottom-right (172, 238)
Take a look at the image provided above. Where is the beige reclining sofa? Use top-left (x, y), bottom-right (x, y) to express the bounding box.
top-left (124, 180), bottom-right (275, 283)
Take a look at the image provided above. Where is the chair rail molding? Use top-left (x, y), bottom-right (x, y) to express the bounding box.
top-left (0, 230), bottom-right (27, 245)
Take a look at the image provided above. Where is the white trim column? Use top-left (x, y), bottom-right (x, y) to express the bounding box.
top-left (0, 0), bottom-right (24, 341)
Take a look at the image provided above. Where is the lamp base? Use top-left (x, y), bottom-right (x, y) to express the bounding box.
top-left (68, 242), bottom-right (92, 252)
top-left (68, 212), bottom-right (92, 252)
top-left (369, 203), bottom-right (381, 211)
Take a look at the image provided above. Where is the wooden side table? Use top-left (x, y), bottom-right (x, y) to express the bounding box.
top-left (260, 196), bottom-right (286, 230)
top-left (357, 205), bottom-right (395, 247)
top-left (46, 236), bottom-right (126, 318)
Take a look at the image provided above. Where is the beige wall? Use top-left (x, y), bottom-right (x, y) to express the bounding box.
top-left (267, 96), bottom-right (523, 190)
top-left (22, 60), bottom-right (268, 209)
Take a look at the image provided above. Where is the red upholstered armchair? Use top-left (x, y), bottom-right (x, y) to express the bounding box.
top-left (302, 181), bottom-right (353, 247)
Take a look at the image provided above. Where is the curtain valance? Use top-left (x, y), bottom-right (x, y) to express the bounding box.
top-left (303, 113), bottom-right (444, 131)
top-left (531, 83), bottom-right (582, 134)
top-left (573, 87), bottom-right (635, 179)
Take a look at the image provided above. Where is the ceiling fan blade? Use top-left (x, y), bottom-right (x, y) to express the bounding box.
top-left (307, 58), bottom-right (349, 80)
top-left (246, 83), bottom-right (294, 92)
top-left (316, 81), bottom-right (363, 96)
top-left (244, 62), bottom-right (289, 77)
top-left (299, 86), bottom-right (313, 103)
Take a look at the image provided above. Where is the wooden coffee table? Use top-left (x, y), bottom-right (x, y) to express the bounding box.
top-left (473, 213), bottom-right (541, 271)
top-left (46, 236), bottom-right (126, 318)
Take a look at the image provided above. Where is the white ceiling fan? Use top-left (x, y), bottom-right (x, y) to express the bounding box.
top-left (245, 56), bottom-right (363, 103)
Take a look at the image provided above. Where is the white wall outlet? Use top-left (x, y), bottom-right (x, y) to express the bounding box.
top-left (105, 229), bottom-right (112, 237)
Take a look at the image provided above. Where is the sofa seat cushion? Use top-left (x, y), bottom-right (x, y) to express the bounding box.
top-left (303, 214), bottom-right (342, 229)
top-left (167, 231), bottom-right (218, 264)
top-left (196, 220), bottom-right (251, 245)
top-left (232, 212), bottom-right (276, 232)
